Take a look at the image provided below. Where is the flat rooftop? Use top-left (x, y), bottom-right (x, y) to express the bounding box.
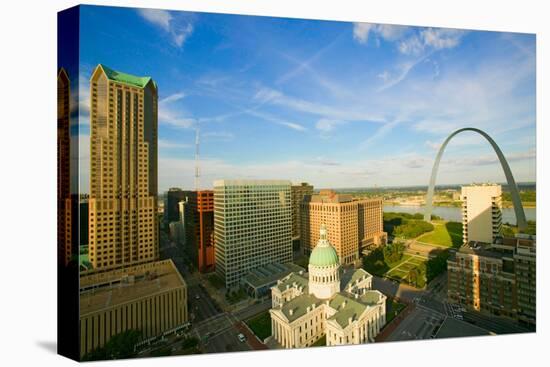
top-left (243, 263), bottom-right (305, 288)
top-left (213, 179), bottom-right (291, 187)
top-left (79, 260), bottom-right (186, 316)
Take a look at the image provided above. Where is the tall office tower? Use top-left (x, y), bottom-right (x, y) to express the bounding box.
top-left (301, 190), bottom-right (386, 266)
top-left (447, 234), bottom-right (536, 326)
top-left (58, 68), bottom-right (73, 267)
top-left (357, 198), bottom-right (386, 251)
top-left (88, 64), bottom-right (158, 270)
top-left (213, 180), bottom-right (292, 289)
top-left (291, 182), bottom-right (314, 241)
top-left (79, 195), bottom-right (89, 247)
top-left (165, 187), bottom-right (187, 223)
top-left (461, 184), bottom-right (503, 246)
top-left (184, 190), bottom-right (215, 273)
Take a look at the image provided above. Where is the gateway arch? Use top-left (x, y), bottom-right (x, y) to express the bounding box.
top-left (423, 127), bottom-right (527, 231)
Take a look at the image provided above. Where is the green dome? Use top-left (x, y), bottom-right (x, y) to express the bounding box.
top-left (309, 225), bottom-right (339, 267)
top-left (309, 245), bottom-right (339, 267)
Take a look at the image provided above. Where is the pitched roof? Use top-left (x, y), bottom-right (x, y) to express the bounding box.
top-left (340, 268), bottom-right (371, 290)
top-left (98, 64), bottom-right (154, 89)
top-left (279, 294), bottom-right (322, 322)
top-left (275, 271), bottom-right (309, 292)
top-left (328, 293), bottom-right (369, 328)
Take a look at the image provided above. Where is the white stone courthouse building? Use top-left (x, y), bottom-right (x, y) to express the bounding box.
top-left (269, 224), bottom-right (386, 348)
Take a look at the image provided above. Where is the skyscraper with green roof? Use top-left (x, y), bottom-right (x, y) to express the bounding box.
top-left (88, 64), bottom-right (159, 270)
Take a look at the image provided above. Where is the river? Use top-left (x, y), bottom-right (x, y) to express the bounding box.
top-left (383, 204), bottom-right (536, 225)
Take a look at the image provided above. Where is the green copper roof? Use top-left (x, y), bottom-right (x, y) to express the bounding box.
top-left (328, 293), bottom-right (369, 328)
top-left (278, 293), bottom-right (322, 322)
top-left (309, 245), bottom-right (339, 267)
top-left (99, 64), bottom-right (154, 88)
top-left (309, 224), bottom-right (339, 267)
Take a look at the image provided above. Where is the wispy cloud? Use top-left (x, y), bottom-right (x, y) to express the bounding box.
top-left (244, 109), bottom-right (306, 131)
top-left (253, 86), bottom-right (386, 123)
top-left (158, 92), bottom-right (195, 129)
top-left (360, 119), bottom-right (402, 149)
top-left (315, 118), bottom-right (346, 133)
top-left (397, 28), bottom-right (465, 56)
top-left (353, 23), bottom-right (409, 44)
top-left (160, 92), bottom-right (186, 104)
top-left (137, 9), bottom-right (193, 47)
top-left (202, 131), bottom-right (235, 141)
top-left (377, 55), bottom-right (431, 92)
top-left (158, 139), bottom-right (191, 149)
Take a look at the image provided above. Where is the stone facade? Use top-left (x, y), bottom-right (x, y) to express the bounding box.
top-left (269, 225), bottom-right (386, 348)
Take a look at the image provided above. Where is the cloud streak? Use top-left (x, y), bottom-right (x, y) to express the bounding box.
top-left (137, 9), bottom-right (193, 47)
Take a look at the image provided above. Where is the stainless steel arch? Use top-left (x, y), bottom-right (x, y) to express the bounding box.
top-left (423, 127), bottom-right (527, 231)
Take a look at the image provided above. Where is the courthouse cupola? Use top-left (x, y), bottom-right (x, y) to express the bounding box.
top-left (308, 224), bottom-right (341, 299)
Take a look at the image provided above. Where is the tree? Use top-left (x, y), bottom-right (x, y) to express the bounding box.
top-left (426, 250), bottom-right (450, 283)
top-left (82, 329), bottom-right (142, 361)
top-left (383, 241), bottom-right (405, 264)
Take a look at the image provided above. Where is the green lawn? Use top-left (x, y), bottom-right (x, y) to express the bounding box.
top-left (386, 255), bottom-right (428, 287)
top-left (246, 311), bottom-right (272, 340)
top-left (416, 221), bottom-right (462, 248)
top-left (386, 254), bottom-right (412, 269)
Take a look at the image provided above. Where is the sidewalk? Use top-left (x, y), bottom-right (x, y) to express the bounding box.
top-left (375, 302), bottom-right (415, 342)
top-left (235, 321), bottom-right (268, 350)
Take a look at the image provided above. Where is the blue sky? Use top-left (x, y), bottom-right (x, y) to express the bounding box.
top-left (76, 5), bottom-right (536, 192)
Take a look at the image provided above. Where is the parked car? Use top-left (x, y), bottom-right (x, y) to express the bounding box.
top-left (237, 333), bottom-right (246, 342)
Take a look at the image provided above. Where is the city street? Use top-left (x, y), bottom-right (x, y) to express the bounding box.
top-left (386, 307), bottom-right (445, 342)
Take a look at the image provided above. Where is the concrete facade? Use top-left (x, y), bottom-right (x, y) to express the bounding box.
top-left (58, 68), bottom-right (73, 266)
top-left (291, 183), bottom-right (314, 240)
top-left (461, 184), bottom-right (503, 245)
top-left (79, 259), bottom-right (188, 357)
top-left (213, 180), bottom-right (293, 290)
top-left (88, 65), bottom-right (159, 271)
top-left (183, 190), bottom-right (215, 273)
top-left (300, 190), bottom-right (386, 265)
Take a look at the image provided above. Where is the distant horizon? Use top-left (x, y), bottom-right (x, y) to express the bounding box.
top-left (73, 5), bottom-right (536, 194)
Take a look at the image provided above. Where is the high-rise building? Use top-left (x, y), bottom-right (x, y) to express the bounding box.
top-left (301, 190), bottom-right (386, 266)
top-left (79, 195), bottom-right (89, 247)
top-left (165, 187), bottom-right (187, 223)
top-left (447, 234), bottom-right (536, 326)
top-left (183, 190), bottom-right (215, 273)
top-left (79, 259), bottom-right (188, 357)
top-left (461, 184), bottom-right (502, 245)
top-left (291, 182), bottom-right (314, 241)
top-left (58, 68), bottom-right (74, 267)
top-left (88, 64), bottom-right (159, 270)
top-left (213, 180), bottom-right (293, 289)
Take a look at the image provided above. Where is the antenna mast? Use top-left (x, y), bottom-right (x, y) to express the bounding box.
top-left (194, 126), bottom-right (200, 191)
